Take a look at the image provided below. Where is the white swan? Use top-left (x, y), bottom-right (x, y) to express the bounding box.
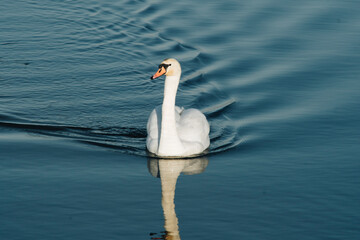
top-left (146, 58), bottom-right (210, 157)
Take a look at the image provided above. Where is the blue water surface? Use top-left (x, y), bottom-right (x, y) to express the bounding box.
top-left (1, 0), bottom-right (359, 239)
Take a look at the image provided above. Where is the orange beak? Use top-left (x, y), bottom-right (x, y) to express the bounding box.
top-left (150, 66), bottom-right (166, 80)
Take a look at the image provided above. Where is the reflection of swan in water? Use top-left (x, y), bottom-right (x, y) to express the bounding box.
top-left (148, 157), bottom-right (208, 240)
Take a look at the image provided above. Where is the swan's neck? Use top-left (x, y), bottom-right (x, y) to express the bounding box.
top-left (158, 75), bottom-right (184, 156)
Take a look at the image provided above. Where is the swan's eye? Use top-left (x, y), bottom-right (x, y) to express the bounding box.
top-left (159, 63), bottom-right (171, 70)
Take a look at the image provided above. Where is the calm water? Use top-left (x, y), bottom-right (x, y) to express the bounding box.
top-left (1, 0), bottom-right (359, 239)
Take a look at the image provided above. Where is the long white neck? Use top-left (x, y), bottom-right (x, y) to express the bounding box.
top-left (158, 75), bottom-right (184, 156)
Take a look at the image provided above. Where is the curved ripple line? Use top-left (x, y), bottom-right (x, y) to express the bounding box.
top-left (202, 99), bottom-right (236, 117)
top-left (0, 114), bottom-right (147, 156)
top-left (0, 110), bottom-right (243, 156)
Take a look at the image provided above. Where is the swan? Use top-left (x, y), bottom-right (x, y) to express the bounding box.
top-left (146, 58), bottom-right (210, 157)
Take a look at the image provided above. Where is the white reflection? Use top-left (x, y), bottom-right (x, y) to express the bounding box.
top-left (148, 157), bottom-right (208, 240)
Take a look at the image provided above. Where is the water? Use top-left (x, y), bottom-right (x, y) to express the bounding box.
top-left (1, 0), bottom-right (359, 239)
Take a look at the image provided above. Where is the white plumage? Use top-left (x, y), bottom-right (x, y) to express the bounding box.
top-left (146, 58), bottom-right (210, 157)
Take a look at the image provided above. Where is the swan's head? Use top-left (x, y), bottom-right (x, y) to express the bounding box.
top-left (150, 58), bottom-right (181, 80)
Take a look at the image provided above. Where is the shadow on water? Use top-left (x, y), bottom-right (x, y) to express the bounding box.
top-left (147, 157), bottom-right (209, 240)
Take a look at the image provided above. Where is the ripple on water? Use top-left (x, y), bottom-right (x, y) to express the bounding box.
top-left (0, 0), bottom-right (247, 156)
top-left (2, 0), bottom-right (359, 158)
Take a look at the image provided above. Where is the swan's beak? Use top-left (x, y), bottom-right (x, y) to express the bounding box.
top-left (150, 66), bottom-right (166, 80)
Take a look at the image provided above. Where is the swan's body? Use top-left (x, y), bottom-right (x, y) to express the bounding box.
top-left (146, 58), bottom-right (210, 157)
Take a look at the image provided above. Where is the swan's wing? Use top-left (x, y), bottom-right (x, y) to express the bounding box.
top-left (178, 108), bottom-right (210, 149)
top-left (146, 105), bottom-right (162, 153)
top-left (147, 106), bottom-right (209, 155)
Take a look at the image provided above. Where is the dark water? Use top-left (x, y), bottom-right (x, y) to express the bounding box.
top-left (1, 0), bottom-right (359, 239)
